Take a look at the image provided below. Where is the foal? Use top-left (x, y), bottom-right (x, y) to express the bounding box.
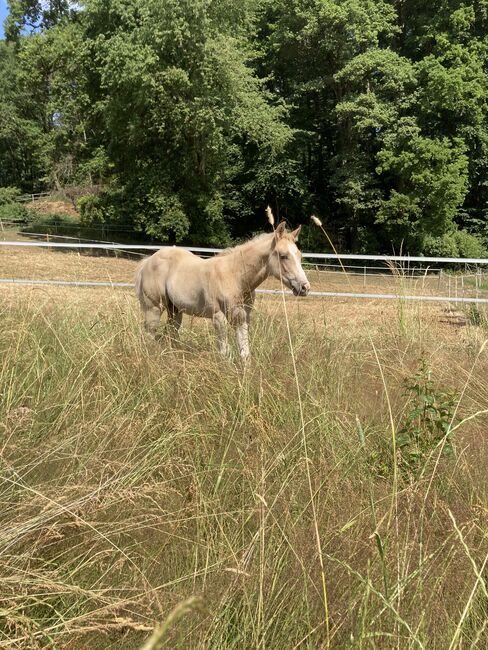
top-left (135, 221), bottom-right (310, 360)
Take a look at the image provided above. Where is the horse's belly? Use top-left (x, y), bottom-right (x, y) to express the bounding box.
top-left (167, 284), bottom-right (214, 318)
top-left (183, 304), bottom-right (213, 318)
top-left (178, 299), bottom-right (212, 318)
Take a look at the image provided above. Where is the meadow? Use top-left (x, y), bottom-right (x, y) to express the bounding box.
top-left (0, 246), bottom-right (487, 649)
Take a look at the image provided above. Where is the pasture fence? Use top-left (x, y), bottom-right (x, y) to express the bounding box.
top-left (14, 192), bottom-right (52, 203)
top-left (1, 239), bottom-right (488, 263)
top-left (0, 239), bottom-right (487, 305)
top-left (1, 277), bottom-right (488, 305)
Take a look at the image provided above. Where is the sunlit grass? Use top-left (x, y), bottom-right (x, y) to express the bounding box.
top-left (0, 286), bottom-right (487, 649)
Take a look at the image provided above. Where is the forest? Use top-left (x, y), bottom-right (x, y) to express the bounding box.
top-left (1, 0), bottom-right (487, 254)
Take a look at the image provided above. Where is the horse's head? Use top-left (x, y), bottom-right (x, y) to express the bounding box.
top-left (269, 221), bottom-right (310, 296)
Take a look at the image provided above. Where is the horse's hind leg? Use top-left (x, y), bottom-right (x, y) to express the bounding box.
top-left (143, 305), bottom-right (162, 340)
top-left (166, 308), bottom-right (183, 343)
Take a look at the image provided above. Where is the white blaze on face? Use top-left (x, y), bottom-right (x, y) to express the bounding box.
top-left (287, 242), bottom-right (309, 286)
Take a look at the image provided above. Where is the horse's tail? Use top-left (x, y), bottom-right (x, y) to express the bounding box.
top-left (134, 258), bottom-right (147, 307)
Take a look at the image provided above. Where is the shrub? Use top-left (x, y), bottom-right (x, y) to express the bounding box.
top-left (423, 230), bottom-right (487, 258)
top-left (453, 230), bottom-right (487, 258)
top-left (423, 232), bottom-right (459, 257)
top-left (397, 358), bottom-right (458, 476)
top-left (78, 193), bottom-right (109, 224)
top-left (0, 201), bottom-right (29, 223)
top-left (0, 186), bottom-right (22, 206)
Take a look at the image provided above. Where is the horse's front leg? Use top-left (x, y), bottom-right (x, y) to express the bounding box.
top-left (236, 322), bottom-right (250, 362)
top-left (244, 291), bottom-right (255, 328)
top-left (212, 311), bottom-right (230, 358)
top-left (232, 305), bottom-right (250, 362)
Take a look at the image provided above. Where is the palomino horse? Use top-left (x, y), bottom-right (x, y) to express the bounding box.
top-left (135, 221), bottom-right (310, 360)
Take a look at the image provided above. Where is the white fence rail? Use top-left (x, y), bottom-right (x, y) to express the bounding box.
top-left (1, 278), bottom-right (488, 305)
top-left (1, 240), bottom-right (487, 305)
top-left (1, 240), bottom-right (488, 265)
top-left (0, 278), bottom-right (488, 304)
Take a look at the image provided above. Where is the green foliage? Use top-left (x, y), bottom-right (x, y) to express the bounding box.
top-left (5, 1), bottom-right (73, 41)
top-left (137, 192), bottom-right (191, 242)
top-left (397, 358), bottom-right (458, 476)
top-left (0, 201), bottom-right (29, 222)
top-left (1, 0), bottom-right (488, 248)
top-left (376, 121), bottom-right (469, 243)
top-left (465, 304), bottom-right (488, 330)
top-left (0, 40), bottom-right (50, 191)
top-left (77, 194), bottom-right (105, 224)
top-left (78, 189), bottom-right (135, 234)
top-left (0, 186), bottom-right (29, 222)
top-left (453, 229), bottom-right (488, 258)
top-left (423, 229), bottom-right (487, 258)
top-left (72, 0), bottom-right (292, 243)
top-left (0, 186), bottom-right (21, 205)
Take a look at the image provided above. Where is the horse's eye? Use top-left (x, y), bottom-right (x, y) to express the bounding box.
top-left (280, 254), bottom-right (288, 261)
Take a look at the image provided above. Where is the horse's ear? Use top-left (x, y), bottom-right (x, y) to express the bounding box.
top-left (290, 225), bottom-right (302, 241)
top-left (275, 221), bottom-right (287, 239)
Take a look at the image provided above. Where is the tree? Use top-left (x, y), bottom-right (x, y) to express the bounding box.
top-left (5, 1), bottom-right (72, 41)
top-left (76, 0), bottom-right (293, 243)
top-left (1, 0), bottom-right (486, 249)
top-left (0, 39), bottom-right (49, 190)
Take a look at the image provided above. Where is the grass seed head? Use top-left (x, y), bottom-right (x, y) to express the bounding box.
top-left (266, 205), bottom-right (275, 227)
top-left (311, 215), bottom-right (323, 227)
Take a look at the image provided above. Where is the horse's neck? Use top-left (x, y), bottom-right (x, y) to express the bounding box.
top-left (232, 238), bottom-right (272, 293)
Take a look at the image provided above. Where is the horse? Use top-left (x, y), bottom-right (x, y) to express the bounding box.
top-left (134, 220), bottom-right (310, 360)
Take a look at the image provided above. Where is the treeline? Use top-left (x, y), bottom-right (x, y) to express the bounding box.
top-left (1, 0), bottom-right (487, 253)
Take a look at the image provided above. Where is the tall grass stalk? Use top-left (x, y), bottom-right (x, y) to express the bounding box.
top-left (310, 216), bottom-right (401, 617)
top-left (0, 277), bottom-right (486, 648)
top-left (275, 213), bottom-right (330, 646)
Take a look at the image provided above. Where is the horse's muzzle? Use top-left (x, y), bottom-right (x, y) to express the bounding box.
top-left (291, 281), bottom-right (310, 297)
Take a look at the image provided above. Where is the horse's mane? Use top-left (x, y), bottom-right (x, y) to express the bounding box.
top-left (216, 232), bottom-right (274, 257)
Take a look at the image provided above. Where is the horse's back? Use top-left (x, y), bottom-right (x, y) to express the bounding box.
top-left (147, 247), bottom-right (204, 279)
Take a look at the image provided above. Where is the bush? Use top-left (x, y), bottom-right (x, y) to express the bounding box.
top-left (423, 233), bottom-right (458, 257)
top-left (423, 229), bottom-right (487, 258)
top-left (78, 189), bottom-right (132, 230)
top-left (453, 230), bottom-right (487, 258)
top-left (140, 191), bottom-right (190, 241)
top-left (0, 201), bottom-right (29, 223)
top-left (78, 193), bottom-right (109, 224)
top-left (0, 186), bottom-right (21, 206)
top-left (397, 358), bottom-right (458, 477)
top-left (0, 186), bottom-right (32, 223)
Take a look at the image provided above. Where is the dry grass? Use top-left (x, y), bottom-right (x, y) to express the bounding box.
top-left (0, 246), bottom-right (138, 284)
top-left (24, 200), bottom-right (79, 218)
top-left (0, 248), bottom-right (487, 649)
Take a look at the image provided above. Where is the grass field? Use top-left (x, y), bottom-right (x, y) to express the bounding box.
top-left (0, 243), bottom-right (487, 649)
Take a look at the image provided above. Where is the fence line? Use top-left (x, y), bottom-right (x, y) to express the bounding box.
top-left (4, 237), bottom-right (479, 276)
top-left (20, 231), bottom-right (123, 245)
top-left (1, 220), bottom-right (143, 234)
top-left (1, 240), bottom-right (488, 265)
top-left (0, 241), bottom-right (220, 254)
top-left (1, 277), bottom-right (488, 305)
top-left (0, 238), bottom-right (474, 275)
top-left (1, 236), bottom-right (441, 272)
top-left (18, 232), bottom-right (148, 256)
top-left (14, 192), bottom-right (51, 203)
